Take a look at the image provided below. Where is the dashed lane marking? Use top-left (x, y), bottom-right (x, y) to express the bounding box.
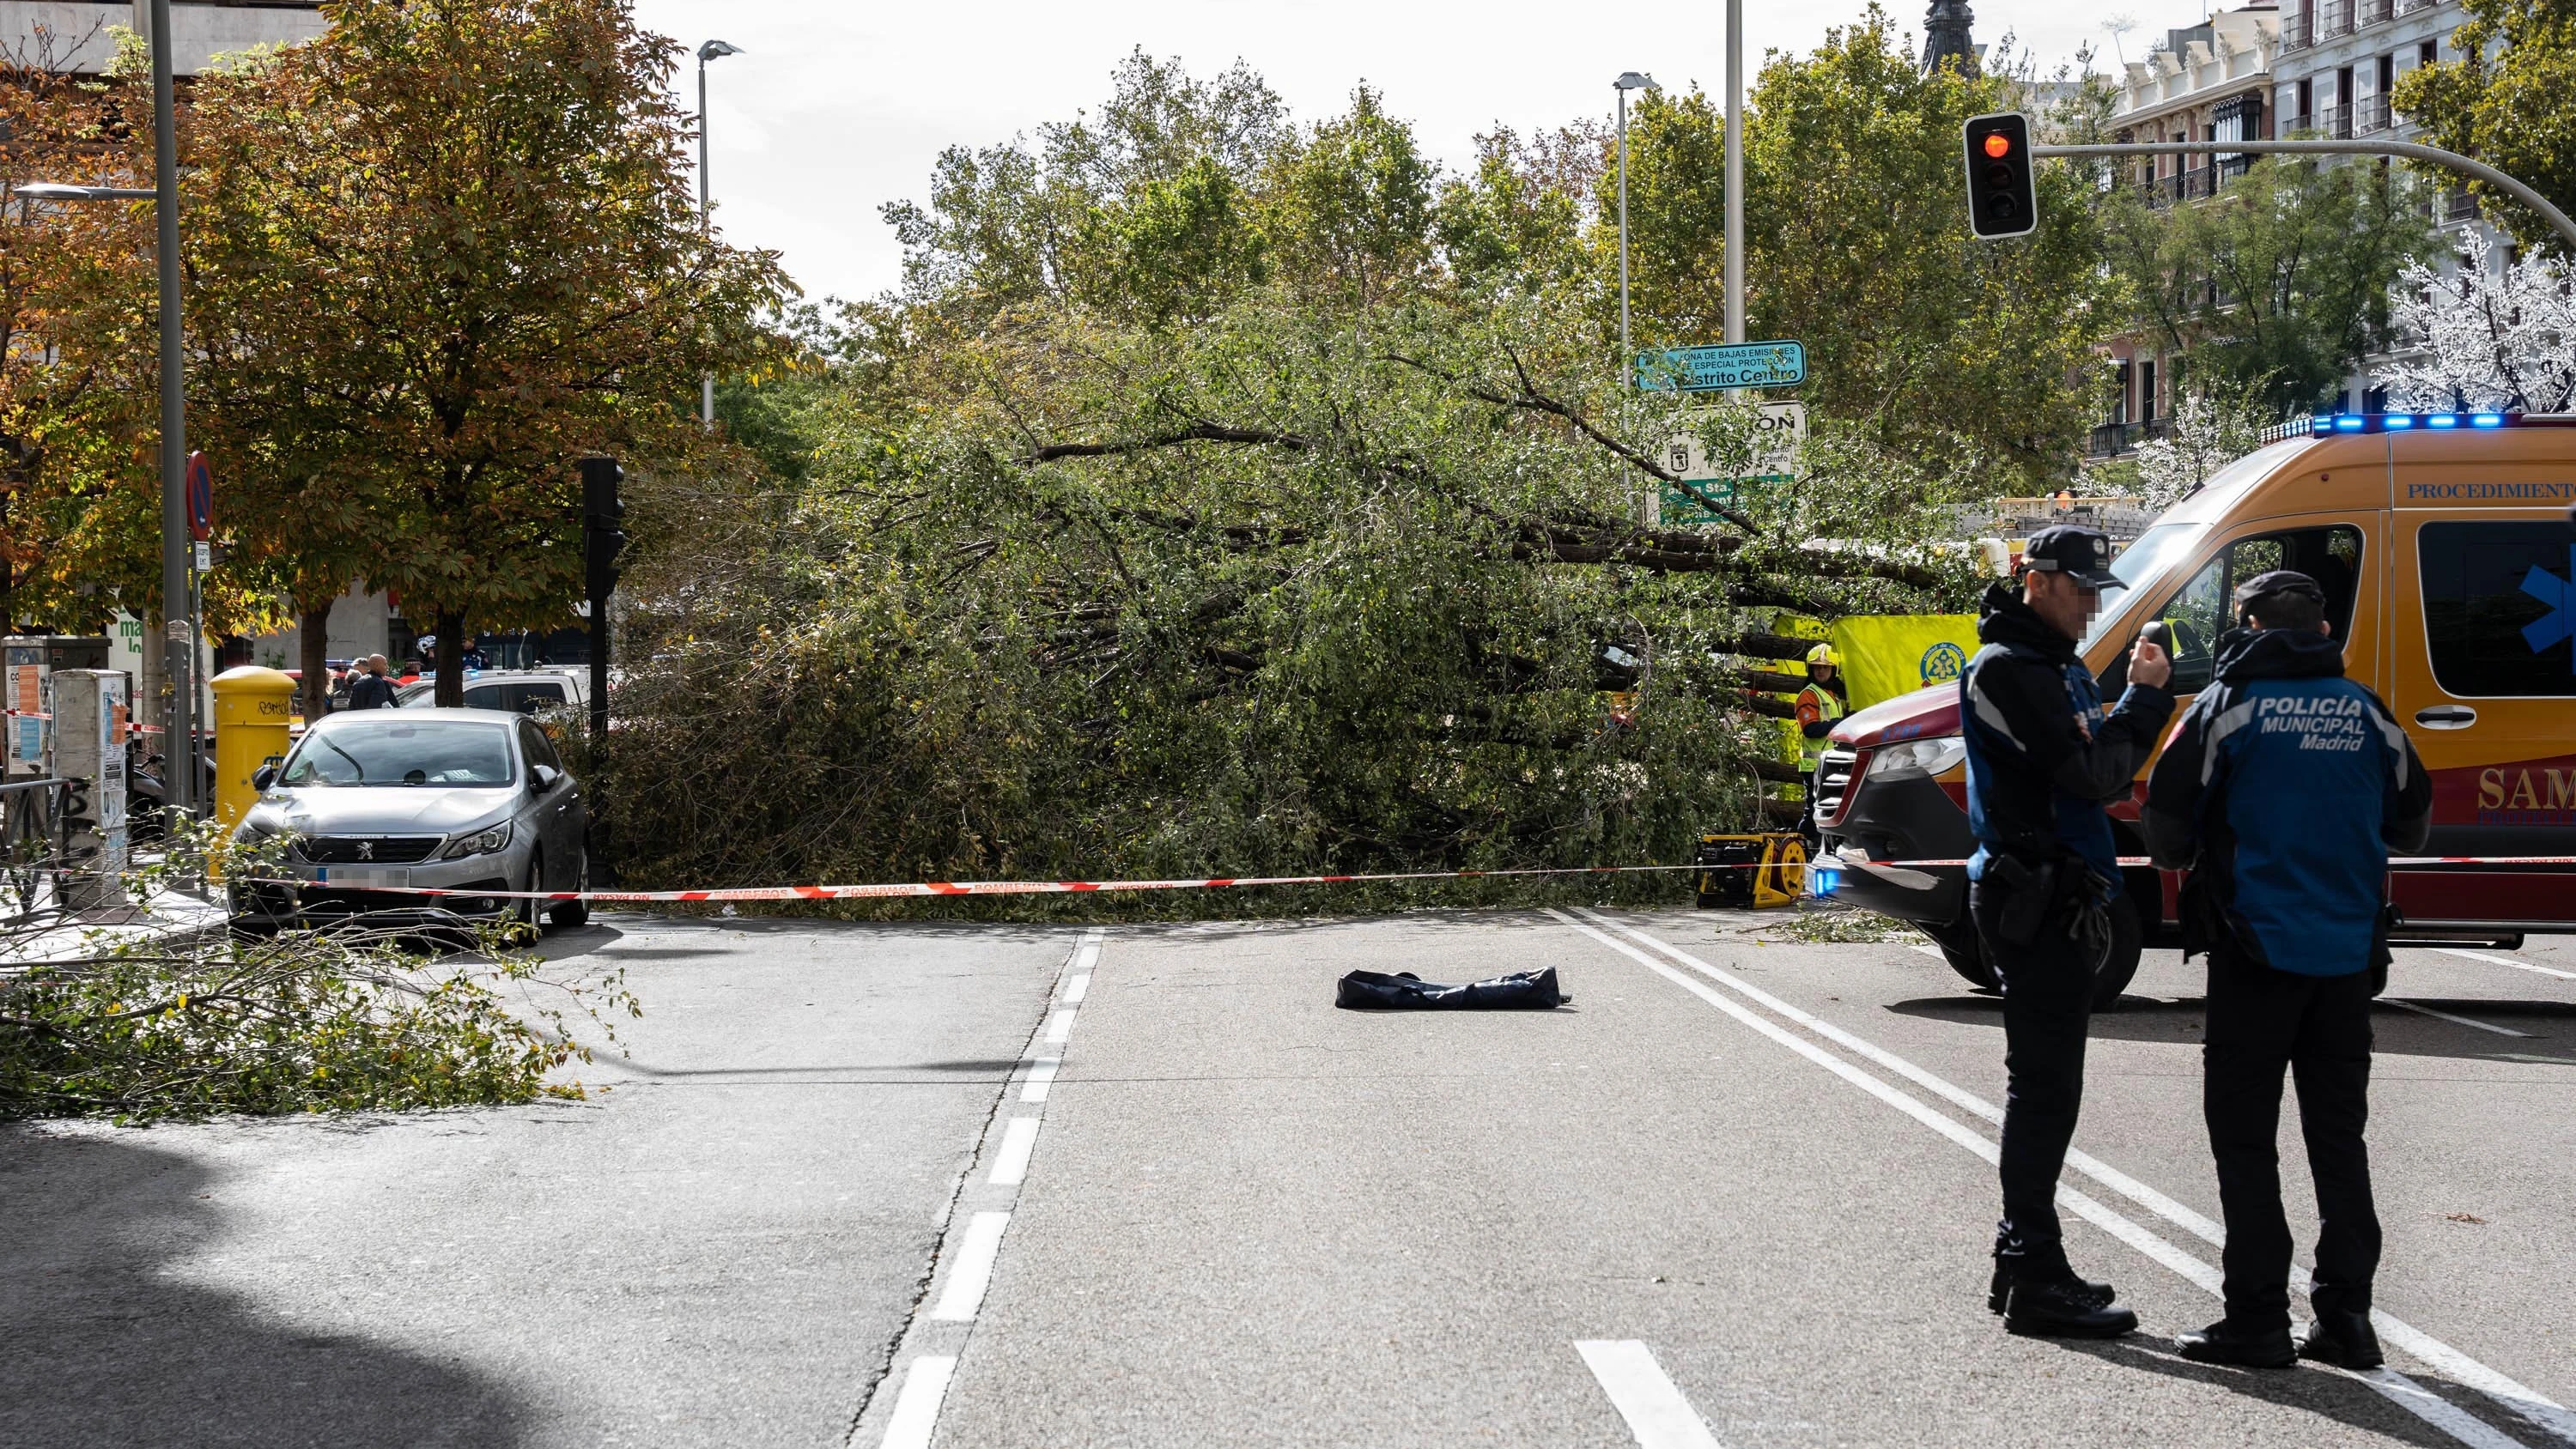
top-left (988, 1117), bottom-right (1041, 1188)
top-left (1576, 1340), bottom-right (1730, 1449)
top-left (878, 1355), bottom-right (955, 1449)
top-left (1558, 910), bottom-right (2567, 1449)
top-left (930, 1211), bottom-right (1011, 1322)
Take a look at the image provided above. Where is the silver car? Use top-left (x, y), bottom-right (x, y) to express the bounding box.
top-left (229, 708), bottom-right (590, 931)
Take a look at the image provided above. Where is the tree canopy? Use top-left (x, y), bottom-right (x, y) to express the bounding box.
top-left (2392, 0), bottom-right (2576, 256)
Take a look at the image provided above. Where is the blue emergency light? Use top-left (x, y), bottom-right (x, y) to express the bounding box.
top-left (1807, 864), bottom-right (1841, 898)
top-left (2305, 410), bottom-right (2560, 435)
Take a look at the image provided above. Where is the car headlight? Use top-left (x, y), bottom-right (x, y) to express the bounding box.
top-left (440, 821), bottom-right (514, 860)
top-left (1869, 736), bottom-right (1967, 781)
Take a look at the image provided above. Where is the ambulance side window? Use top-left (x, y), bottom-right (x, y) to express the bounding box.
top-left (2111, 524), bottom-right (2363, 696)
top-left (2419, 521), bottom-right (2576, 697)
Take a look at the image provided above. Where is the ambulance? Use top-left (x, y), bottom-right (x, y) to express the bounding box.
top-left (1816, 412), bottom-right (2576, 1003)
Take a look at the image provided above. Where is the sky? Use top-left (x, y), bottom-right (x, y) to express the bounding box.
top-left (627, 0), bottom-right (2217, 306)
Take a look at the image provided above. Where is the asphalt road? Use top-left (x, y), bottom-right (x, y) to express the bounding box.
top-left (6, 907), bottom-right (2574, 1448)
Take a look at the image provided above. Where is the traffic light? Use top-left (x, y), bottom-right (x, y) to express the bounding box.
top-left (581, 456), bottom-right (626, 602)
top-left (1963, 112), bottom-right (2038, 239)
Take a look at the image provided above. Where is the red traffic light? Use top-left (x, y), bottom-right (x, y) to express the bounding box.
top-left (1983, 133), bottom-right (2012, 160)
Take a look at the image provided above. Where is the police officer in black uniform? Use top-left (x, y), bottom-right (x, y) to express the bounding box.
top-left (1959, 525), bottom-right (2174, 1337)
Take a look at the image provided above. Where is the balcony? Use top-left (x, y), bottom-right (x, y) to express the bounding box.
top-left (2217, 154), bottom-right (2254, 183)
top-left (2445, 189), bottom-right (2480, 223)
top-left (2324, 102), bottom-right (2354, 139)
top-left (2356, 94), bottom-right (2391, 134)
top-left (2087, 418), bottom-right (2175, 459)
top-left (2318, 0), bottom-right (2354, 36)
top-left (2182, 165), bottom-right (2214, 200)
top-left (2359, 0), bottom-right (2393, 24)
top-left (2282, 10), bottom-right (2312, 50)
top-left (2397, 0), bottom-right (2440, 13)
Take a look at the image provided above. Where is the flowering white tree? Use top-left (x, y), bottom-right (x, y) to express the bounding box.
top-left (2376, 231), bottom-right (2576, 413)
top-left (2133, 389), bottom-right (2269, 512)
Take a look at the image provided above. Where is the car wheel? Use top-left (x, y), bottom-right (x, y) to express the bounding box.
top-left (508, 850), bottom-right (545, 942)
top-left (549, 847), bottom-right (591, 929)
top-left (2089, 894), bottom-right (2144, 1011)
top-left (1921, 917), bottom-right (2001, 993)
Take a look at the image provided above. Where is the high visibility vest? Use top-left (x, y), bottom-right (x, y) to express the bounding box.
top-left (1795, 682), bottom-right (1845, 773)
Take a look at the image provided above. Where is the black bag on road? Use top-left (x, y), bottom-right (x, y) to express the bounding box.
top-left (1334, 967), bottom-right (1565, 1010)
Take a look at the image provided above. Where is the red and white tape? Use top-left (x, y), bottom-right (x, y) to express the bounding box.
top-left (236, 852), bottom-right (2576, 906)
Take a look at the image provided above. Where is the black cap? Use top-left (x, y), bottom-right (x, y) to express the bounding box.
top-left (2232, 569), bottom-right (2326, 610)
top-left (2022, 525), bottom-right (2120, 590)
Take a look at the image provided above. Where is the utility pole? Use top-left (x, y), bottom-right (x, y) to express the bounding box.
top-left (149, 0), bottom-right (191, 815)
top-left (1724, 0), bottom-right (1745, 345)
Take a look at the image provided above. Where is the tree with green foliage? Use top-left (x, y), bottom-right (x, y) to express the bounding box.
top-left (2391, 0), bottom-right (2576, 255)
top-left (2099, 157), bottom-right (2438, 415)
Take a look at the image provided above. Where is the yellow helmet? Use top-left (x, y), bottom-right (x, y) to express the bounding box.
top-left (1807, 643), bottom-right (1843, 670)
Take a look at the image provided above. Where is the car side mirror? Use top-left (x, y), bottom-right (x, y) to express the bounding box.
top-left (532, 764), bottom-right (561, 794)
top-left (252, 761), bottom-right (281, 791)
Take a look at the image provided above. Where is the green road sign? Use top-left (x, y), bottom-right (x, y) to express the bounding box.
top-left (1635, 340), bottom-right (1807, 392)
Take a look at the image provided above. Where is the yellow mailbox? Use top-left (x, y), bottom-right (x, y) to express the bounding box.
top-left (210, 665), bottom-right (297, 832)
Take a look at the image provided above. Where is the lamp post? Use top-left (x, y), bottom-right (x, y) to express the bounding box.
top-left (1724, 0), bottom-right (1744, 344)
top-left (696, 39), bottom-right (741, 432)
top-left (14, 4), bottom-right (191, 815)
top-left (1614, 71), bottom-right (1658, 385)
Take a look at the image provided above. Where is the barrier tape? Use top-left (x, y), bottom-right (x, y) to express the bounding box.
top-left (229, 852), bottom-right (2576, 906)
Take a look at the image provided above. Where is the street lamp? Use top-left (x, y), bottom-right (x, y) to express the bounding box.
top-left (696, 39), bottom-right (742, 432)
top-left (1724, 0), bottom-right (1745, 345)
top-left (1614, 71), bottom-right (1659, 385)
top-left (9, 0), bottom-right (192, 816)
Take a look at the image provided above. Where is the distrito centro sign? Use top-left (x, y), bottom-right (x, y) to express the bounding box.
top-left (1635, 340), bottom-right (1807, 392)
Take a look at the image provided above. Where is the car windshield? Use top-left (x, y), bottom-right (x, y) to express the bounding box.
top-left (2081, 522), bottom-right (2208, 651)
top-left (279, 720), bottom-right (514, 787)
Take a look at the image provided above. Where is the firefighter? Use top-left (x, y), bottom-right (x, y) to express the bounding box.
top-left (1961, 524), bottom-right (2173, 1337)
top-left (2143, 570), bottom-right (2431, 1369)
top-left (1795, 643), bottom-right (1848, 838)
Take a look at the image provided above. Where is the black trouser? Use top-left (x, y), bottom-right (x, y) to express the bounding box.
top-left (2204, 940), bottom-right (2380, 1330)
top-left (1971, 878), bottom-right (2093, 1281)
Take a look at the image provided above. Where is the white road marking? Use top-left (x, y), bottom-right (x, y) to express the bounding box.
top-left (2436, 947), bottom-right (2576, 983)
top-left (1575, 1340), bottom-right (1729, 1449)
top-left (1907, 943), bottom-right (1946, 960)
top-left (1065, 972), bottom-right (1091, 1003)
top-left (1022, 1056), bottom-right (1060, 1102)
top-left (2387, 999), bottom-right (2532, 1038)
top-left (2355, 1366), bottom-right (2542, 1449)
top-left (1563, 910), bottom-right (2573, 1449)
top-left (931, 1211), bottom-right (1012, 1322)
top-left (1043, 1008), bottom-right (1076, 1045)
top-left (879, 1355), bottom-right (957, 1449)
top-left (989, 1117), bottom-right (1041, 1187)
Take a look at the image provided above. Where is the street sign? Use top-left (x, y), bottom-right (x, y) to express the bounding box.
top-left (1660, 403), bottom-right (1805, 524)
top-left (186, 451), bottom-right (213, 542)
top-left (1636, 340), bottom-right (1806, 392)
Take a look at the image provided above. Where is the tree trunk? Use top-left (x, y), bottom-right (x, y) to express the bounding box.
top-left (434, 609), bottom-right (467, 706)
top-left (298, 597), bottom-right (335, 722)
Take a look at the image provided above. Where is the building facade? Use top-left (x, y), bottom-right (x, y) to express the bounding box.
top-left (2094, 4), bottom-right (2282, 458)
top-left (0, 2), bottom-right (327, 75)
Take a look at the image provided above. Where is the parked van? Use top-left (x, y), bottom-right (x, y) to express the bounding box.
top-left (1818, 412), bottom-right (2576, 998)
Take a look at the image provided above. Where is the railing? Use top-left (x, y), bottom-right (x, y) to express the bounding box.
top-left (2318, 0), bottom-right (2354, 35)
top-left (2324, 102), bottom-right (2354, 139)
top-left (2217, 154), bottom-right (2254, 183)
top-left (2286, 111), bottom-right (2315, 136)
top-left (2445, 189), bottom-right (2480, 222)
top-left (2397, 0), bottom-right (2440, 13)
top-left (2359, 0), bottom-right (2393, 25)
top-left (2087, 418), bottom-right (2175, 458)
top-left (2356, 94), bottom-right (2391, 134)
top-left (2282, 8), bottom-right (2312, 50)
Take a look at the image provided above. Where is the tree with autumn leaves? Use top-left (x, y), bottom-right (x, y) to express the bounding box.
top-left (185, 0), bottom-right (788, 706)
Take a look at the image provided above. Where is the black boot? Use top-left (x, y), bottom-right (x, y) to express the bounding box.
top-left (2177, 1319), bottom-right (2297, 1368)
top-left (1988, 1263), bottom-right (2112, 1315)
top-left (2003, 1277), bottom-right (2139, 1338)
top-left (2296, 1311), bottom-right (2384, 1369)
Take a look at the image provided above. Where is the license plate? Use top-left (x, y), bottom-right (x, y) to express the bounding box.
top-left (313, 866), bottom-right (409, 888)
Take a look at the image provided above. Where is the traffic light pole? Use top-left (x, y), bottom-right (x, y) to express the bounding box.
top-left (2030, 137), bottom-right (2576, 254)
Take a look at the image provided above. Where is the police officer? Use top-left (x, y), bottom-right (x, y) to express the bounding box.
top-left (1960, 524), bottom-right (2173, 1337)
top-left (1795, 643), bottom-right (1848, 837)
top-left (2143, 571), bottom-right (2430, 1368)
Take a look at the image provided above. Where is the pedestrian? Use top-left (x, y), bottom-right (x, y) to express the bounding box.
top-left (2143, 570), bottom-right (2430, 1369)
top-left (1959, 524), bottom-right (2173, 1337)
top-left (344, 654), bottom-right (398, 710)
top-left (1795, 642), bottom-right (1848, 839)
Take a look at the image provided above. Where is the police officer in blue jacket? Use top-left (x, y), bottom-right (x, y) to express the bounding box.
top-left (1961, 525), bottom-right (2174, 1337)
top-left (2145, 570), bottom-right (2431, 1369)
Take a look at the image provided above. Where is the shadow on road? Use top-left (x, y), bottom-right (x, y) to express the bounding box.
top-left (0, 1125), bottom-right (527, 1449)
top-left (2060, 1336), bottom-right (2461, 1447)
top-left (1886, 994), bottom-right (2575, 1064)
